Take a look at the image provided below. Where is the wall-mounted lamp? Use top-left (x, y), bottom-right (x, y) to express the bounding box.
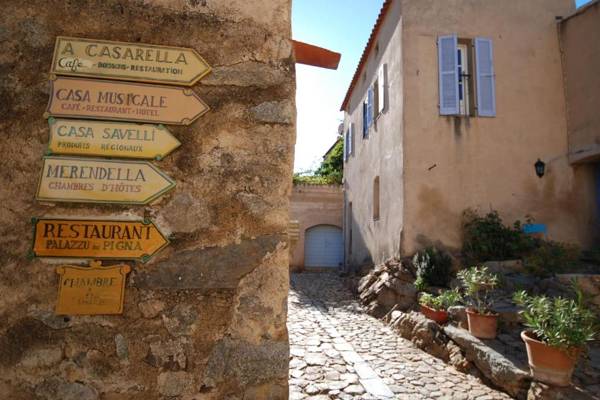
top-left (534, 159), bottom-right (546, 178)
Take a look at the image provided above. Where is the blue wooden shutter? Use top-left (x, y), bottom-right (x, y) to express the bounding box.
top-left (362, 100), bottom-right (368, 137)
top-left (475, 37), bottom-right (496, 117)
top-left (367, 87), bottom-right (374, 127)
top-left (348, 123), bottom-right (353, 156)
top-left (438, 35), bottom-right (459, 115)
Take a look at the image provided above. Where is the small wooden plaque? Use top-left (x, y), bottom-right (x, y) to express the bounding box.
top-left (55, 261), bottom-right (130, 315)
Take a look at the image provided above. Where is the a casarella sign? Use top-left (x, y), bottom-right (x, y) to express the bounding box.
top-left (50, 36), bottom-right (212, 86)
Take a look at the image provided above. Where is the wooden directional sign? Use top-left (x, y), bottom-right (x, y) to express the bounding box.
top-left (32, 218), bottom-right (169, 261)
top-left (55, 261), bottom-right (131, 315)
top-left (45, 77), bottom-right (209, 125)
top-left (50, 36), bottom-right (211, 86)
top-left (47, 118), bottom-right (181, 160)
top-left (36, 156), bottom-right (175, 205)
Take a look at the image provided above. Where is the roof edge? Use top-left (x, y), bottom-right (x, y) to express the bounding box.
top-left (340, 0), bottom-right (393, 112)
top-left (560, 0), bottom-right (599, 23)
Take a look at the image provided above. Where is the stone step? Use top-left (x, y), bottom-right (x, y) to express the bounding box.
top-left (443, 325), bottom-right (531, 399)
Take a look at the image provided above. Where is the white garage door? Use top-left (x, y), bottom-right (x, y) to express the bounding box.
top-left (304, 225), bottom-right (344, 268)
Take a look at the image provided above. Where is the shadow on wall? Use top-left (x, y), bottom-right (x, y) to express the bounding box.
top-left (345, 212), bottom-right (373, 274)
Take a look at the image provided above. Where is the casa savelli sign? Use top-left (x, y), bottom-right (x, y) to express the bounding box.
top-left (47, 118), bottom-right (181, 160)
top-left (36, 156), bottom-right (175, 205)
top-left (50, 36), bottom-right (212, 86)
top-left (45, 76), bottom-right (209, 125)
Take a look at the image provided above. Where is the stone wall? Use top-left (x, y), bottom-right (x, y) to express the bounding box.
top-left (0, 1), bottom-right (294, 399)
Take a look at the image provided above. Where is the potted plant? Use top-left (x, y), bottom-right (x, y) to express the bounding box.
top-left (419, 289), bottom-right (462, 324)
top-left (457, 266), bottom-right (499, 339)
top-left (513, 289), bottom-right (597, 387)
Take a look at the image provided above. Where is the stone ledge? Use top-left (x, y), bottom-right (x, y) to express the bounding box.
top-left (444, 325), bottom-right (531, 399)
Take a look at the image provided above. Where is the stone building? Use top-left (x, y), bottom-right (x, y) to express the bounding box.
top-left (342, 0), bottom-right (600, 269)
top-left (289, 184), bottom-right (344, 271)
top-left (0, 1), bottom-right (295, 399)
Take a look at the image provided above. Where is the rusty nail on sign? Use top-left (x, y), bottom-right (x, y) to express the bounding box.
top-left (36, 156), bottom-right (175, 205)
top-left (55, 261), bottom-right (131, 315)
top-left (46, 76), bottom-right (209, 125)
top-left (50, 36), bottom-right (211, 86)
top-left (32, 218), bottom-right (169, 261)
top-left (47, 118), bottom-right (181, 160)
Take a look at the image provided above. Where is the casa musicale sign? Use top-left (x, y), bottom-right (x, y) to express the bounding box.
top-left (45, 76), bottom-right (209, 125)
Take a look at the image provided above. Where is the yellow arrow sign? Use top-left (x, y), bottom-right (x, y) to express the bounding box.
top-left (45, 77), bottom-right (209, 125)
top-left (55, 261), bottom-right (131, 315)
top-left (50, 36), bottom-right (211, 86)
top-left (47, 118), bottom-right (181, 160)
top-left (36, 156), bottom-right (175, 205)
top-left (32, 218), bottom-right (169, 261)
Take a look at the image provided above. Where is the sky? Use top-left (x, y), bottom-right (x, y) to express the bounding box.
top-left (292, 0), bottom-right (385, 172)
top-left (292, 0), bottom-right (592, 173)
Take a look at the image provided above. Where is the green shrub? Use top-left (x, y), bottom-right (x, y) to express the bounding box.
top-left (292, 173), bottom-right (340, 185)
top-left (413, 246), bottom-right (453, 287)
top-left (419, 289), bottom-right (462, 311)
top-left (582, 246), bottom-right (600, 265)
top-left (523, 241), bottom-right (581, 277)
top-left (513, 288), bottom-right (597, 349)
top-left (414, 276), bottom-right (427, 292)
top-left (462, 209), bottom-right (537, 264)
top-left (457, 266), bottom-right (499, 314)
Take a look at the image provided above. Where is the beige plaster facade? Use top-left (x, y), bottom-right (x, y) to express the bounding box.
top-left (289, 184), bottom-right (343, 271)
top-left (343, 0), bottom-right (598, 269)
top-left (343, 0), bottom-right (404, 268)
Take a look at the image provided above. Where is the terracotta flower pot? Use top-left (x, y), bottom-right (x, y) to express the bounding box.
top-left (420, 305), bottom-right (449, 324)
top-left (465, 308), bottom-right (498, 339)
top-left (521, 330), bottom-right (581, 387)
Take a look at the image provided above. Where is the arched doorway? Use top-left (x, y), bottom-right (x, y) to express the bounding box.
top-left (304, 225), bottom-right (344, 268)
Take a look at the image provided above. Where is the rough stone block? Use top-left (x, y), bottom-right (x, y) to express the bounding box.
top-left (134, 234), bottom-right (284, 289)
top-left (444, 325), bottom-right (531, 398)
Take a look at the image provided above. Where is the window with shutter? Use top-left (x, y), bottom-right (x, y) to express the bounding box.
top-left (438, 35), bottom-right (459, 116)
top-left (362, 100), bottom-right (369, 138)
top-left (367, 87), bottom-right (374, 127)
top-left (348, 123), bottom-right (353, 156)
top-left (343, 129), bottom-right (348, 162)
top-left (373, 79), bottom-right (380, 119)
top-left (475, 37), bottom-right (496, 117)
top-left (378, 64), bottom-right (386, 114)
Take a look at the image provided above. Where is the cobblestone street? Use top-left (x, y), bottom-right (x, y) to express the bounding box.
top-left (288, 272), bottom-right (511, 400)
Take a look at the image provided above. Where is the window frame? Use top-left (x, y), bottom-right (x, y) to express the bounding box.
top-left (373, 176), bottom-right (380, 221)
top-left (438, 35), bottom-right (495, 118)
top-left (344, 124), bottom-right (353, 159)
